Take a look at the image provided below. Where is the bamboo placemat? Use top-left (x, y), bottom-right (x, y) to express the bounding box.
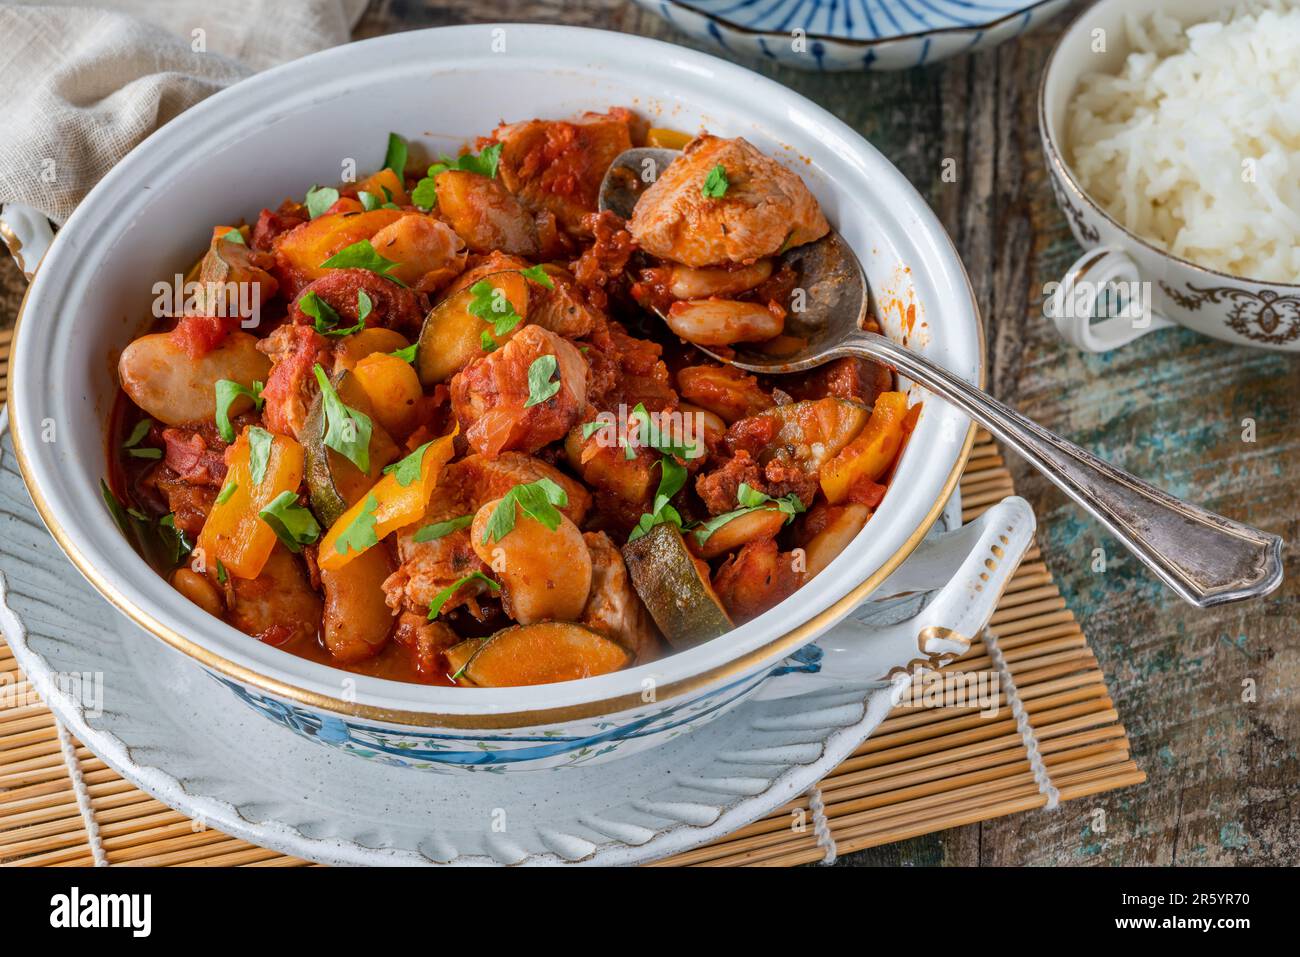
top-left (0, 322), bottom-right (1143, 865)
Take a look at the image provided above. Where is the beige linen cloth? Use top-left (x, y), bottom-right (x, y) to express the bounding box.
top-left (0, 0), bottom-right (368, 225)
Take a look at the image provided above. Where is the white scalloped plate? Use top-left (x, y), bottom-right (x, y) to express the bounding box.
top-left (0, 416), bottom-right (993, 865)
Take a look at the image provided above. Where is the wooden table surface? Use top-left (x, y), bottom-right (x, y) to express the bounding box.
top-left (2, 0), bottom-right (1295, 866)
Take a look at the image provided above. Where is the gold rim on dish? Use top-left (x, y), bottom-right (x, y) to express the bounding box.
top-left (6, 240), bottom-right (982, 731)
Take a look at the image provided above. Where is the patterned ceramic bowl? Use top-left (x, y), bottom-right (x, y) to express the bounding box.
top-left (633, 0), bottom-right (1071, 71)
top-left (7, 25), bottom-right (992, 771)
top-left (1040, 0), bottom-right (1300, 352)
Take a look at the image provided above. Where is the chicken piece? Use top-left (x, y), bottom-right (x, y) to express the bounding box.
top-left (368, 213), bottom-right (468, 293)
top-left (712, 539), bottom-right (803, 624)
top-left (434, 170), bottom-right (539, 257)
top-left (528, 266), bottom-right (602, 338)
top-left (450, 324), bottom-right (589, 457)
top-left (221, 546), bottom-right (323, 647)
top-left (383, 452), bottom-right (591, 616)
top-left (257, 324), bottom-right (331, 439)
top-left (582, 532), bottom-right (659, 663)
top-left (287, 268), bottom-right (424, 336)
top-left (493, 109), bottom-right (635, 236)
top-left (628, 135), bottom-right (829, 268)
top-left (393, 611), bottom-right (461, 680)
top-left (677, 364), bottom-right (774, 423)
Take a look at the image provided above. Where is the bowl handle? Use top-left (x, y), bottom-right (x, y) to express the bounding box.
top-left (752, 496), bottom-right (1037, 700)
top-left (1046, 245), bottom-right (1176, 352)
top-left (0, 203), bottom-right (55, 282)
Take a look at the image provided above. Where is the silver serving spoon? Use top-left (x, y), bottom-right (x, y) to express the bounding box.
top-left (600, 148), bottom-right (1284, 608)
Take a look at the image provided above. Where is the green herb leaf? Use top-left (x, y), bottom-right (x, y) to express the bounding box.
top-left (701, 164), bottom-right (729, 198)
top-left (258, 490), bottom-right (322, 553)
top-left (626, 455), bottom-right (688, 542)
top-left (410, 177), bottom-right (438, 211)
top-left (427, 571), bottom-right (499, 620)
top-left (126, 446), bottom-right (162, 460)
top-left (428, 142), bottom-right (503, 180)
top-left (333, 493), bottom-right (380, 557)
top-left (523, 354), bottom-right (560, 408)
top-left (356, 289), bottom-right (373, 325)
top-left (518, 264), bottom-right (555, 289)
top-left (480, 478), bottom-right (568, 544)
top-left (390, 343), bottom-right (418, 363)
top-left (358, 190), bottom-right (380, 211)
top-left (247, 426), bottom-right (274, 485)
top-left (319, 239), bottom-right (408, 287)
top-left (101, 480), bottom-right (134, 537)
top-left (467, 279), bottom-right (523, 336)
top-left (215, 481), bottom-right (238, 505)
top-left (122, 418), bottom-right (152, 449)
top-left (306, 185), bottom-right (340, 219)
top-left (631, 402), bottom-right (699, 460)
top-left (158, 513), bottom-right (193, 564)
top-left (691, 483), bottom-right (805, 546)
top-left (312, 363), bottom-right (373, 474)
top-left (221, 228), bottom-right (246, 245)
top-left (480, 329), bottom-right (497, 352)
top-left (298, 290), bottom-right (339, 331)
top-left (216, 558), bottom-right (229, 584)
top-left (384, 132), bottom-right (408, 180)
top-left (214, 379), bottom-right (264, 443)
top-left (413, 514), bottom-right (473, 543)
top-left (382, 440), bottom-right (432, 488)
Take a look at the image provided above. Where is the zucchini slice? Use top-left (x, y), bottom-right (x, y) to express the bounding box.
top-left (623, 524), bottom-right (733, 649)
top-left (416, 270), bottom-right (529, 386)
top-left (303, 369), bottom-right (400, 527)
top-left (450, 622), bottom-right (629, 687)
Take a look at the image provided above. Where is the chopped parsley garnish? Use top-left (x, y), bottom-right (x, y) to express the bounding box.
top-left (216, 558), bottom-right (229, 584)
top-left (523, 354), bottom-right (560, 408)
top-left (221, 228), bottom-right (246, 245)
top-left (410, 143), bottom-right (503, 210)
top-left (305, 185), bottom-right (340, 219)
top-left (480, 329), bottom-right (498, 352)
top-left (427, 571), bottom-right (499, 620)
top-left (100, 480), bottom-right (134, 537)
top-left (701, 164), bottom-right (729, 198)
top-left (126, 447), bottom-right (162, 460)
top-left (382, 440), bottom-right (433, 488)
top-left (691, 483), bottom-right (805, 546)
top-left (122, 418), bottom-right (152, 449)
top-left (413, 514), bottom-right (473, 543)
top-left (390, 342), bottom-right (418, 363)
top-left (319, 239), bottom-right (408, 287)
top-left (631, 402), bottom-right (700, 460)
top-left (312, 364), bottom-right (374, 473)
top-left (626, 455), bottom-right (687, 542)
top-left (299, 290), bottom-right (372, 337)
top-left (258, 490), bottom-right (321, 553)
top-left (518, 264), bottom-right (555, 289)
top-left (333, 493), bottom-right (380, 557)
top-left (467, 279), bottom-right (523, 337)
top-left (358, 187), bottom-right (399, 211)
top-left (480, 478), bottom-right (568, 544)
top-left (215, 481), bottom-right (238, 505)
top-left (384, 132), bottom-right (408, 180)
top-left (158, 513), bottom-right (193, 564)
top-left (214, 379), bottom-right (264, 443)
top-left (247, 426), bottom-right (274, 485)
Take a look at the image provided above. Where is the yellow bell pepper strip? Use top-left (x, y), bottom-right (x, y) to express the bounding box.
top-left (646, 128), bottom-right (693, 150)
top-left (317, 426), bottom-right (458, 571)
top-left (196, 429), bottom-right (305, 579)
top-left (819, 391), bottom-right (910, 505)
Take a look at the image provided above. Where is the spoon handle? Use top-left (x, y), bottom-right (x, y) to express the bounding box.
top-left (852, 332), bottom-right (1283, 608)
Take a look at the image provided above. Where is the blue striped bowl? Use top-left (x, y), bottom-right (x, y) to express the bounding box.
top-left (635, 0), bottom-right (1072, 70)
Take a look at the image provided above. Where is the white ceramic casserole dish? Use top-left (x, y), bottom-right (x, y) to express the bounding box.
top-left (7, 24), bottom-right (993, 770)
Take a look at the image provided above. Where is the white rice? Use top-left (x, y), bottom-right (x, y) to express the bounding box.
top-left (1068, 2), bottom-right (1300, 283)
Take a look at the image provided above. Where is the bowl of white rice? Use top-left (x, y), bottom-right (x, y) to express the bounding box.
top-left (1039, 0), bottom-right (1300, 351)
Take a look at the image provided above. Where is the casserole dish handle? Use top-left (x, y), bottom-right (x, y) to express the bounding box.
top-left (753, 495), bottom-right (1036, 699)
top-left (1046, 245), bottom-right (1176, 352)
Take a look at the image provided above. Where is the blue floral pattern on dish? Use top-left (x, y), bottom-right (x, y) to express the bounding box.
top-left (635, 0), bottom-right (1071, 71)
top-left (211, 643), bottom-right (824, 771)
